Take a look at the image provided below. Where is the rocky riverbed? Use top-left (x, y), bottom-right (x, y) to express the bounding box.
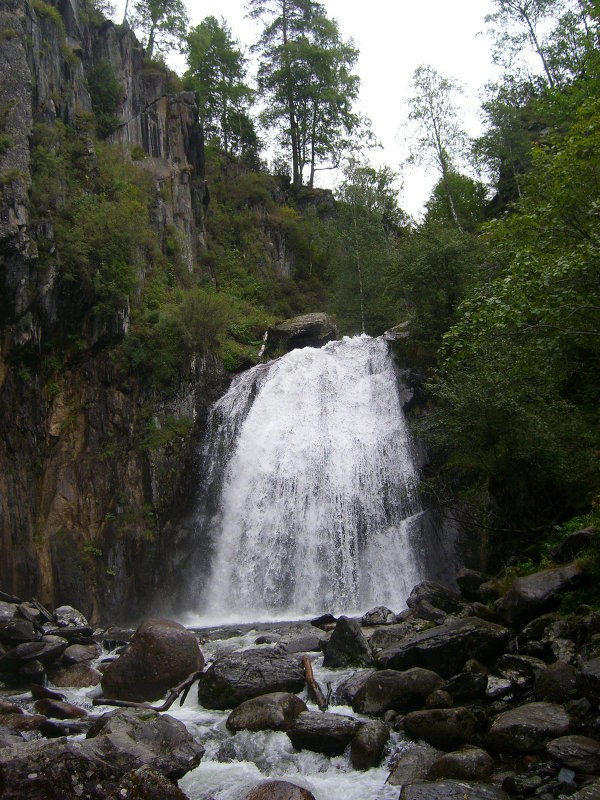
top-left (1, 546), bottom-right (600, 799)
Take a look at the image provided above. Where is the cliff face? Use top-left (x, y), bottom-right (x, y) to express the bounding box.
top-left (0, 0), bottom-right (223, 623)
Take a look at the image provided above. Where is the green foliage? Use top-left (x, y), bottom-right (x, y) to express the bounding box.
top-left (31, 0), bottom-right (77, 64)
top-left (87, 60), bottom-right (122, 138)
top-left (130, 0), bottom-right (189, 59)
top-left (142, 413), bottom-right (193, 450)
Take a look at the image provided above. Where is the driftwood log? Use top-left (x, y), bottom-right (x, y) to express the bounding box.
top-left (93, 670), bottom-right (203, 712)
top-left (302, 654), bottom-right (328, 711)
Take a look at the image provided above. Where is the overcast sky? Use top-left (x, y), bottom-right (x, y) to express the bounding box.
top-left (114, 0), bottom-right (502, 217)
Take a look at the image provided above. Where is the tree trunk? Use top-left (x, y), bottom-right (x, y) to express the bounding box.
top-left (522, 8), bottom-right (555, 87)
top-left (282, 0), bottom-right (301, 187)
top-left (147, 23), bottom-right (156, 59)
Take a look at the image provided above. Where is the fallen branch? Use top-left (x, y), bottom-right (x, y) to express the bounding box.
top-left (93, 670), bottom-right (203, 712)
top-left (302, 655), bottom-right (328, 711)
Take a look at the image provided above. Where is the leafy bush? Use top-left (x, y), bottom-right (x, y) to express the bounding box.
top-left (87, 60), bottom-right (123, 138)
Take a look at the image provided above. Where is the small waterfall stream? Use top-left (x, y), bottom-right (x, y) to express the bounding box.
top-left (187, 335), bottom-right (426, 623)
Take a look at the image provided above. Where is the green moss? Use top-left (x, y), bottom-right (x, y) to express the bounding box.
top-left (142, 414), bottom-right (193, 451)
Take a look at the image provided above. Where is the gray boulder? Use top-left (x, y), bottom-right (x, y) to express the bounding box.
top-left (111, 765), bottom-right (189, 799)
top-left (53, 605), bottom-right (89, 627)
top-left (534, 661), bottom-right (577, 702)
top-left (333, 668), bottom-right (376, 705)
top-left (101, 618), bottom-right (204, 702)
top-left (247, 780), bottom-right (316, 800)
top-left (547, 735), bottom-right (600, 774)
top-left (427, 746), bottom-right (494, 781)
top-left (407, 582), bottom-right (466, 615)
top-left (322, 616), bottom-right (371, 668)
top-left (456, 569), bottom-right (490, 601)
top-left (368, 618), bottom-right (433, 652)
top-left (63, 643), bottom-right (100, 664)
top-left (265, 313), bottom-right (338, 355)
top-left (226, 692), bottom-right (307, 733)
top-left (352, 667), bottom-right (443, 715)
top-left (497, 563), bottom-right (583, 626)
top-left (198, 647), bottom-right (305, 709)
top-left (0, 708), bottom-right (203, 798)
top-left (549, 527), bottom-right (595, 562)
top-left (286, 710), bottom-right (361, 756)
top-left (488, 701), bottom-right (571, 753)
top-left (403, 707), bottom-right (478, 750)
top-left (375, 617), bottom-right (510, 678)
top-left (361, 606), bottom-right (396, 626)
top-left (387, 743), bottom-right (442, 786)
top-left (576, 656), bottom-right (600, 703)
top-left (0, 602), bottom-right (18, 622)
top-left (350, 719), bottom-right (390, 770)
top-left (51, 662), bottom-right (102, 687)
top-left (400, 780), bottom-right (509, 800)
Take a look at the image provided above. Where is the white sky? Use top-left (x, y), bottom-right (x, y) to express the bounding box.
top-left (114, 0), bottom-right (503, 217)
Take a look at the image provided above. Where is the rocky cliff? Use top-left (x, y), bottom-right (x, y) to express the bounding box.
top-left (0, 0), bottom-right (224, 623)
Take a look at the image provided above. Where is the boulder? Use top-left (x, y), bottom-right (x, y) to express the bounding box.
top-left (495, 654), bottom-right (546, 693)
top-left (310, 613), bottom-right (336, 630)
top-left (488, 701), bottom-right (571, 754)
top-left (322, 616), bottom-right (371, 668)
top-left (0, 618), bottom-right (38, 644)
top-left (549, 527), bottom-right (595, 562)
top-left (534, 661), bottom-right (577, 702)
top-left (427, 747), bottom-right (494, 781)
top-left (361, 606), bottom-right (396, 626)
top-left (426, 689), bottom-right (454, 709)
top-left (33, 699), bottom-right (87, 719)
top-left (0, 708), bottom-right (203, 798)
top-left (547, 735), bottom-right (600, 774)
top-left (247, 780), bottom-right (316, 800)
top-left (350, 719), bottom-right (390, 769)
top-left (406, 582), bottom-right (466, 615)
top-left (456, 569), bottom-right (490, 601)
top-left (0, 635), bottom-right (68, 670)
top-left (403, 707), bottom-right (478, 750)
top-left (265, 313), bottom-right (338, 355)
top-left (110, 765), bottom-right (190, 799)
top-left (352, 667), bottom-right (443, 715)
top-left (286, 710), bottom-right (361, 756)
top-left (573, 780), bottom-right (600, 799)
top-left (0, 601), bottom-right (18, 622)
top-left (51, 662), bottom-right (102, 687)
top-left (387, 743), bottom-right (442, 786)
top-left (443, 668), bottom-right (488, 703)
top-left (576, 656), bottom-right (600, 704)
top-left (53, 605), bottom-right (89, 627)
top-left (63, 643), bottom-right (100, 664)
top-left (333, 668), bottom-right (376, 705)
top-left (198, 647), bottom-right (304, 709)
top-left (0, 713), bottom-right (46, 732)
top-left (497, 563), bottom-right (583, 627)
top-left (226, 692), bottom-right (307, 733)
top-left (282, 635), bottom-right (325, 654)
top-left (375, 617), bottom-right (510, 678)
top-left (101, 618), bottom-right (204, 702)
top-left (400, 780), bottom-right (509, 800)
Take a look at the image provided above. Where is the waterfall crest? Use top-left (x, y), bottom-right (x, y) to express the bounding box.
top-left (190, 335), bottom-right (425, 623)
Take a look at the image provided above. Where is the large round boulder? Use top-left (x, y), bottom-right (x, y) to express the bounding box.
top-left (352, 667), bottom-right (443, 715)
top-left (496, 563), bottom-right (583, 627)
top-left (247, 780), bottom-right (316, 800)
top-left (427, 747), bottom-right (494, 781)
top-left (403, 707), bottom-right (478, 750)
top-left (198, 647), bottom-right (304, 710)
top-left (101, 618), bottom-right (204, 703)
top-left (286, 710), bottom-right (362, 756)
top-left (226, 692), bottom-right (307, 733)
top-left (322, 616), bottom-right (371, 668)
top-left (350, 719), bottom-right (390, 769)
top-left (546, 735), bottom-right (600, 774)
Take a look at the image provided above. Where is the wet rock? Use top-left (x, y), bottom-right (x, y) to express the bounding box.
top-left (30, 684), bottom-right (65, 701)
top-left (352, 667), bottom-right (443, 715)
top-left (535, 661), bottom-right (577, 702)
top-left (310, 613), bottom-right (336, 630)
top-left (0, 601), bottom-right (18, 622)
top-left (282, 635), bottom-right (324, 654)
top-left (387, 742), bottom-right (442, 786)
top-left (102, 618), bottom-right (204, 703)
top-left (20, 658), bottom-right (46, 681)
top-left (407, 581), bottom-right (466, 615)
top-left (368, 618), bottom-right (433, 652)
top-left (426, 689), bottom-right (454, 709)
top-left (50, 662), bottom-right (102, 687)
top-left (400, 780), bottom-right (510, 799)
top-left (322, 616), bottom-right (371, 668)
top-left (547, 735), bottom-right (600, 774)
top-left (456, 569), bottom-right (490, 601)
top-left (333, 668), bottom-right (376, 705)
top-left (0, 712), bottom-right (46, 731)
top-left (43, 625), bottom-right (95, 643)
top-left (286, 710), bottom-right (361, 756)
top-left (247, 780), bottom-right (316, 800)
top-left (0, 618), bottom-right (38, 643)
top-left (443, 666), bottom-right (488, 703)
top-left (0, 708), bottom-right (203, 797)
top-left (576, 657), bottom-right (600, 704)
top-left (0, 701), bottom-right (22, 714)
top-left (427, 746), bottom-right (494, 781)
top-left (39, 718), bottom-right (93, 738)
top-left (0, 635), bottom-right (68, 670)
top-left (226, 692), bottom-right (307, 733)
top-left (485, 675), bottom-right (513, 700)
top-left (375, 617), bottom-right (510, 678)
top-left (361, 606), bottom-right (396, 626)
top-left (403, 707), bottom-right (478, 750)
top-left (63, 642), bottom-right (100, 664)
top-left (255, 634), bottom-right (280, 645)
top-left (502, 773), bottom-right (544, 795)
top-left (350, 719), bottom-right (390, 769)
top-left (109, 765), bottom-right (190, 799)
top-left (33, 698), bottom-right (87, 719)
top-left (265, 313), bottom-right (338, 355)
top-left (0, 725), bottom-right (23, 748)
top-left (496, 654), bottom-right (546, 693)
top-left (497, 563), bottom-right (583, 627)
top-left (198, 647), bottom-right (304, 709)
top-left (53, 605), bottom-right (88, 627)
top-left (573, 780), bottom-right (600, 799)
top-left (488, 701), bottom-right (571, 753)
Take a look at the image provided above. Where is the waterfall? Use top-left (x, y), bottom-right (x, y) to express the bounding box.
top-left (189, 335), bottom-right (426, 623)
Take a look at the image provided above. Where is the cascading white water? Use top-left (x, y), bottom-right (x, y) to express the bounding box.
top-left (192, 335), bottom-right (425, 622)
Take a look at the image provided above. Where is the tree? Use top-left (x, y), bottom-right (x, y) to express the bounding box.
top-left (249, 0), bottom-right (362, 188)
top-left (424, 172), bottom-right (488, 231)
top-left (407, 65), bottom-right (468, 232)
top-left (130, 0), bottom-right (188, 59)
top-left (185, 17), bottom-right (256, 158)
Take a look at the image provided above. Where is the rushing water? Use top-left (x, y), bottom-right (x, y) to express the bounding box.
top-left (187, 335), bottom-right (426, 624)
